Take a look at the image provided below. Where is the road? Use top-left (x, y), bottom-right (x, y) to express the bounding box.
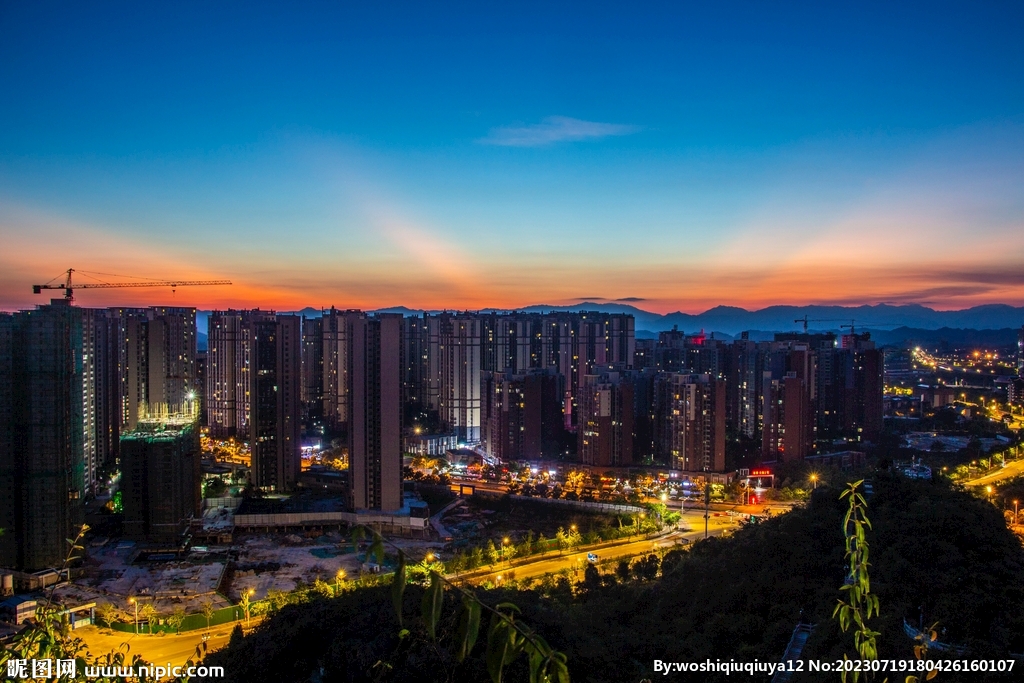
top-left (456, 509), bottom-right (743, 586)
top-left (963, 457), bottom-right (1024, 488)
top-left (74, 623), bottom-right (253, 667)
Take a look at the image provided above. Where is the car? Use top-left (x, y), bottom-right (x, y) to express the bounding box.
top-left (586, 552), bottom-right (599, 564)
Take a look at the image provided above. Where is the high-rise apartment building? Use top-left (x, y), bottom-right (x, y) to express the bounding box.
top-left (0, 301), bottom-right (86, 571)
top-left (111, 307), bottom-right (198, 432)
top-left (725, 339), bottom-right (764, 441)
top-left (301, 316), bottom-right (323, 425)
top-left (813, 334), bottom-right (884, 444)
top-left (578, 370), bottom-right (634, 467)
top-left (652, 373), bottom-right (726, 472)
top-left (250, 314), bottom-right (302, 491)
top-left (482, 368), bottom-right (565, 461)
top-left (120, 413), bottom-right (201, 543)
top-left (402, 314), bottom-right (432, 423)
top-left (321, 308), bottom-right (358, 434)
top-left (205, 310), bottom-right (301, 490)
top-left (634, 338), bottom-right (657, 371)
top-left (206, 311), bottom-right (250, 438)
top-left (81, 308), bottom-right (119, 493)
top-left (432, 314), bottom-right (482, 443)
top-left (761, 343), bottom-right (815, 463)
top-left (347, 313), bottom-right (403, 511)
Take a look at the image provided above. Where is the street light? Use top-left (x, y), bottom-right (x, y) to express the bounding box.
top-left (809, 473), bottom-right (818, 490)
top-left (501, 538), bottom-right (510, 563)
top-left (336, 569), bottom-right (346, 594)
top-left (1015, 500), bottom-right (1020, 527)
top-left (128, 597), bottom-right (138, 634)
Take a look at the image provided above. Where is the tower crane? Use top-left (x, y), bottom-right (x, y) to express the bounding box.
top-left (33, 268), bottom-right (231, 301)
top-left (794, 316), bottom-right (850, 332)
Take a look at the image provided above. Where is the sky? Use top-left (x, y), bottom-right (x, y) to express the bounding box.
top-left (2, 1), bottom-right (1023, 313)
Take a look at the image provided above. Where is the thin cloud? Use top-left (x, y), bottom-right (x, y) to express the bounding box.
top-left (479, 116), bottom-right (639, 147)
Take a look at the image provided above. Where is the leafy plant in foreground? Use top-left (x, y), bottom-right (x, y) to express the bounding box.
top-left (358, 525), bottom-right (570, 683)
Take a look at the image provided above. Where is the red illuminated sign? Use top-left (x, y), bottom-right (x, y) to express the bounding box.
top-left (750, 468), bottom-right (772, 476)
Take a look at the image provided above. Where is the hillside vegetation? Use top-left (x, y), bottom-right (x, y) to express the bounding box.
top-left (200, 475), bottom-right (1024, 683)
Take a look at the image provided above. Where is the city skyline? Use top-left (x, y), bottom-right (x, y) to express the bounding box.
top-left (3, 2), bottom-right (1024, 312)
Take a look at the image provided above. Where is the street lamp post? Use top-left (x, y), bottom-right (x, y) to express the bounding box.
top-left (809, 473), bottom-right (818, 490)
top-left (1015, 500), bottom-right (1019, 527)
top-left (244, 589), bottom-right (254, 628)
top-left (501, 538), bottom-right (510, 564)
top-left (703, 476), bottom-right (711, 540)
top-left (336, 569), bottom-right (346, 594)
top-left (128, 597), bottom-right (138, 634)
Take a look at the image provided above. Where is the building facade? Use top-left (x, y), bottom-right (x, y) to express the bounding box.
top-left (120, 414), bottom-right (201, 543)
top-left (347, 313), bottom-right (403, 511)
top-left (250, 315), bottom-right (302, 491)
top-left (0, 301), bottom-right (86, 571)
top-left (578, 370), bottom-right (634, 467)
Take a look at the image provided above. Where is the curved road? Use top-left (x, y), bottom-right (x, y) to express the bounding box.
top-left (75, 621), bottom-right (260, 668)
top-left (456, 509), bottom-right (744, 586)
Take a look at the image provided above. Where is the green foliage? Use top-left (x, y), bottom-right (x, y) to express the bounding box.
top-left (167, 606), bottom-right (186, 635)
top-left (206, 476), bottom-right (1024, 683)
top-left (392, 551), bottom-right (407, 626)
top-left (455, 596), bottom-right (482, 662)
top-left (95, 602), bottom-right (119, 628)
top-left (833, 480), bottom-right (881, 682)
top-left (312, 578), bottom-right (334, 598)
top-left (420, 572), bottom-right (444, 640)
top-left (484, 539), bottom-right (499, 564)
top-left (378, 529), bottom-right (571, 683)
top-left (201, 600), bottom-right (216, 631)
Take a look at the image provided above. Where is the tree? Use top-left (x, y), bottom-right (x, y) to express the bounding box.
top-left (138, 603), bottom-right (157, 634)
top-left (515, 530), bottom-right (534, 558)
top-left (95, 602), bottom-right (119, 628)
top-left (202, 600), bottom-right (216, 632)
top-left (166, 606), bottom-right (186, 635)
top-left (203, 477), bottom-right (228, 498)
top-left (565, 470), bottom-right (586, 494)
top-left (536, 532), bottom-right (549, 554)
top-left (581, 564), bottom-right (603, 594)
top-left (228, 624), bottom-right (244, 649)
top-left (483, 539), bottom-right (499, 565)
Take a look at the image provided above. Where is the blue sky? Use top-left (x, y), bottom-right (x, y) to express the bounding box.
top-left (2, 1), bottom-right (1023, 311)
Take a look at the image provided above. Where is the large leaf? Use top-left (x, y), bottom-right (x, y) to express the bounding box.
top-left (456, 596), bottom-right (482, 662)
top-left (486, 611), bottom-right (511, 683)
top-left (421, 571), bottom-right (444, 640)
top-left (369, 533), bottom-right (386, 566)
top-left (351, 525), bottom-right (366, 553)
top-left (392, 551), bottom-right (407, 626)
